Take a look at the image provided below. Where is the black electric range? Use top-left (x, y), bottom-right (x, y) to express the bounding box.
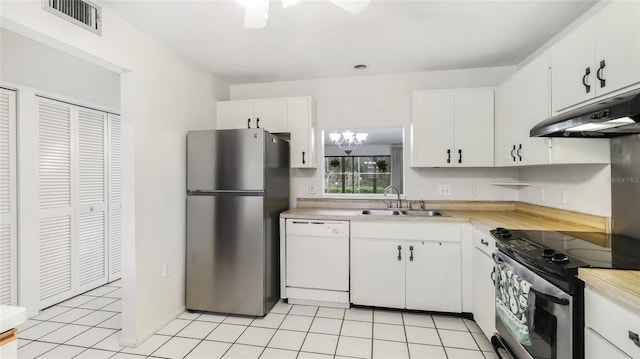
top-left (490, 227), bottom-right (640, 293)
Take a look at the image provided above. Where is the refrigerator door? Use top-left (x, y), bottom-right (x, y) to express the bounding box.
top-left (186, 194), bottom-right (266, 315)
top-left (187, 129), bottom-right (265, 191)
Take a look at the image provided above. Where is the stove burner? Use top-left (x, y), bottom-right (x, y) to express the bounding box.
top-left (543, 248), bottom-right (555, 259)
top-left (551, 252), bottom-right (569, 264)
top-left (494, 228), bottom-right (512, 238)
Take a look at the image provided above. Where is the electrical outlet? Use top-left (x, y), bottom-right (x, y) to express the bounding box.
top-left (163, 264), bottom-right (170, 278)
top-left (308, 184), bottom-right (316, 195)
top-left (469, 184), bottom-right (477, 197)
top-left (559, 190), bottom-right (567, 205)
top-left (539, 188), bottom-right (545, 202)
top-left (438, 184), bottom-right (451, 196)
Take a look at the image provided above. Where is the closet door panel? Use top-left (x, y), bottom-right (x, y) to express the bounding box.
top-left (0, 88), bottom-right (17, 305)
top-left (108, 114), bottom-right (122, 281)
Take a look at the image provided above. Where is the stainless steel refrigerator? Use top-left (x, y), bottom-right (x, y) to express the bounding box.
top-left (186, 129), bottom-right (290, 316)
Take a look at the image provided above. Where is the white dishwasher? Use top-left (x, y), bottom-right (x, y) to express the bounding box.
top-left (285, 219), bottom-right (350, 307)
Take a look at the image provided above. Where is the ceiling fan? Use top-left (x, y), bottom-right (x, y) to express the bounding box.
top-left (236, 0), bottom-right (371, 29)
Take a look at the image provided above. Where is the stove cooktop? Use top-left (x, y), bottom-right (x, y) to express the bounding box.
top-left (491, 228), bottom-right (640, 271)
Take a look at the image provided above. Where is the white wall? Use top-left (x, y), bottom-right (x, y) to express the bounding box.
top-left (231, 68), bottom-right (519, 203)
top-left (517, 164), bottom-right (611, 217)
top-left (1, 1), bottom-right (229, 346)
top-left (0, 28), bottom-right (121, 111)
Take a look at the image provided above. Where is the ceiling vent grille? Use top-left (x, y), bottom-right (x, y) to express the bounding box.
top-left (42, 0), bottom-right (102, 36)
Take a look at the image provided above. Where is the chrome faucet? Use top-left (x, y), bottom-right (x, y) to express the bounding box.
top-left (384, 185), bottom-right (402, 209)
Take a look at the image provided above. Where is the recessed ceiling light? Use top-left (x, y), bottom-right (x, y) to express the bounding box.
top-left (354, 64), bottom-right (368, 70)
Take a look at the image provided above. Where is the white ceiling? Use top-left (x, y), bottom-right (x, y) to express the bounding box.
top-left (103, 0), bottom-right (598, 85)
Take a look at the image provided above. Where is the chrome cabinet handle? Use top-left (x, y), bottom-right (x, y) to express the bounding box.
top-left (629, 331), bottom-right (640, 348)
top-left (247, 118), bottom-right (251, 128)
top-left (597, 60), bottom-right (606, 88)
top-left (397, 245), bottom-right (402, 261)
top-left (302, 151), bottom-right (306, 165)
top-left (517, 144), bottom-right (522, 162)
top-left (458, 149), bottom-right (462, 164)
top-left (446, 149), bottom-right (451, 164)
top-left (409, 245), bottom-right (414, 261)
top-left (480, 239), bottom-right (489, 246)
top-left (582, 67), bottom-right (591, 93)
top-left (511, 145), bottom-right (516, 162)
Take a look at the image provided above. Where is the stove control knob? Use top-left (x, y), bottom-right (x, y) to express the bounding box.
top-left (551, 253), bottom-right (569, 264)
top-left (542, 249), bottom-right (555, 259)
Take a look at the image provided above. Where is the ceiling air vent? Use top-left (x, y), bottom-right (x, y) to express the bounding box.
top-left (42, 0), bottom-right (102, 36)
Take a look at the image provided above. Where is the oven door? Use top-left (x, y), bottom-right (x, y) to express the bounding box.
top-left (493, 250), bottom-right (573, 359)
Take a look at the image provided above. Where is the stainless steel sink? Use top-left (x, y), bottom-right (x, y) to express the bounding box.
top-left (360, 209), bottom-right (402, 216)
top-left (359, 209), bottom-right (449, 217)
top-left (400, 210), bottom-right (449, 217)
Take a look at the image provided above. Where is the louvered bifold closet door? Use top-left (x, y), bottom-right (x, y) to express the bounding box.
top-left (108, 114), bottom-right (122, 281)
top-left (38, 98), bottom-right (74, 307)
top-left (77, 107), bottom-right (108, 292)
top-left (0, 88), bottom-right (17, 305)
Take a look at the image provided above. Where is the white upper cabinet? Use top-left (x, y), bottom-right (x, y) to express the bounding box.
top-left (551, 0), bottom-right (640, 113)
top-left (218, 98), bottom-right (288, 133)
top-left (495, 53), bottom-right (610, 166)
top-left (217, 97), bottom-right (316, 168)
top-left (412, 89), bottom-right (494, 167)
top-left (288, 97), bottom-right (316, 169)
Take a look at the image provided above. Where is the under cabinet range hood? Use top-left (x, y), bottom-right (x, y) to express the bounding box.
top-left (530, 88), bottom-right (640, 138)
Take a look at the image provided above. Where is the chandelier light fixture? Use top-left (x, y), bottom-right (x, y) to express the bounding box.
top-left (329, 130), bottom-right (368, 155)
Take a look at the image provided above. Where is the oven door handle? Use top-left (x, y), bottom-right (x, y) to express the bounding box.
top-left (530, 287), bottom-right (569, 306)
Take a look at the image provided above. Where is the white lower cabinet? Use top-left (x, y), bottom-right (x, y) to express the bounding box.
top-left (585, 286), bottom-right (640, 359)
top-left (351, 222), bottom-right (462, 312)
top-left (471, 228), bottom-right (496, 340)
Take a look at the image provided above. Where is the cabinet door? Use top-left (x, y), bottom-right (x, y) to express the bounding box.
top-left (454, 90), bottom-right (494, 167)
top-left (551, 20), bottom-right (595, 112)
top-left (472, 247), bottom-right (496, 339)
top-left (351, 238), bottom-right (405, 308)
top-left (516, 55), bottom-right (553, 166)
top-left (217, 101), bottom-right (254, 129)
top-left (594, 0), bottom-right (640, 97)
top-left (494, 73), bottom-right (520, 167)
top-left (405, 240), bottom-right (461, 312)
top-left (411, 91), bottom-right (455, 167)
top-left (253, 99), bottom-right (288, 133)
top-left (289, 97), bottom-right (314, 168)
top-left (0, 89), bottom-right (17, 305)
top-left (585, 328), bottom-right (631, 359)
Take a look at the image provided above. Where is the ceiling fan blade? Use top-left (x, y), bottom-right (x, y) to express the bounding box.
top-left (243, 0), bottom-right (270, 29)
top-left (329, 0), bottom-right (371, 15)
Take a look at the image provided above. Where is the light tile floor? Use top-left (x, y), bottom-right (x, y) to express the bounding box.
top-left (17, 281), bottom-right (497, 359)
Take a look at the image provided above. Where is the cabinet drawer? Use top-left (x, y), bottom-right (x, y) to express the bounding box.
top-left (472, 229), bottom-right (495, 256)
top-left (585, 327), bottom-right (632, 359)
top-left (351, 222), bottom-right (461, 242)
top-left (585, 286), bottom-right (640, 358)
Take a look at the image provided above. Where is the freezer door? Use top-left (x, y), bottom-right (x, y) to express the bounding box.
top-left (187, 129), bottom-right (265, 191)
top-left (611, 134), bottom-right (640, 237)
top-left (186, 194), bottom-right (266, 315)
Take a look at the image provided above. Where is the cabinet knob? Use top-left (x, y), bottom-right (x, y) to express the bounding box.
top-left (256, 117), bottom-right (260, 128)
top-left (302, 151), bottom-right (306, 165)
top-left (511, 145), bottom-right (516, 162)
top-left (397, 245), bottom-right (402, 261)
top-left (409, 245), bottom-right (414, 261)
top-left (480, 239), bottom-right (489, 246)
top-left (458, 149), bottom-right (462, 164)
top-left (446, 149), bottom-right (451, 164)
top-left (247, 118), bottom-right (251, 128)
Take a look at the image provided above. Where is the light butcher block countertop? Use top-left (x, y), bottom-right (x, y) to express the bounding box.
top-left (578, 268), bottom-right (640, 312)
top-left (281, 199), bottom-right (609, 233)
